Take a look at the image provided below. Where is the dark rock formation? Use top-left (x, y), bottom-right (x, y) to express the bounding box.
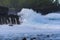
top-left (22, 37), bottom-right (27, 40)
top-left (32, 4), bottom-right (60, 15)
top-left (0, 6), bottom-right (9, 15)
top-left (17, 4), bottom-right (60, 15)
top-left (0, 6), bottom-right (20, 24)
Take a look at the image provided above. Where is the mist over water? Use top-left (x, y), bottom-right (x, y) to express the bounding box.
top-left (17, 8), bottom-right (60, 31)
top-left (18, 8), bottom-right (43, 24)
top-left (18, 8), bottom-right (60, 25)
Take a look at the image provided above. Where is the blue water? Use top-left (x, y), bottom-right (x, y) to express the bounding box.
top-left (0, 33), bottom-right (60, 40)
top-left (1, 8), bottom-right (60, 40)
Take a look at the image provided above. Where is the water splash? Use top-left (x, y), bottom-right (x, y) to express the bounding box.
top-left (18, 8), bottom-right (60, 24)
top-left (0, 8), bottom-right (60, 40)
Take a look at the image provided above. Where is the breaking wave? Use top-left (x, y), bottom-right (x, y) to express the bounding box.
top-left (18, 8), bottom-right (60, 24)
top-left (0, 8), bottom-right (60, 40)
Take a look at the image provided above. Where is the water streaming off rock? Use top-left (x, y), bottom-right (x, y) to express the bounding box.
top-left (0, 8), bottom-right (60, 40)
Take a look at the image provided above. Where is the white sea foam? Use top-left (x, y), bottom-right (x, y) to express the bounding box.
top-left (0, 8), bottom-right (60, 40)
